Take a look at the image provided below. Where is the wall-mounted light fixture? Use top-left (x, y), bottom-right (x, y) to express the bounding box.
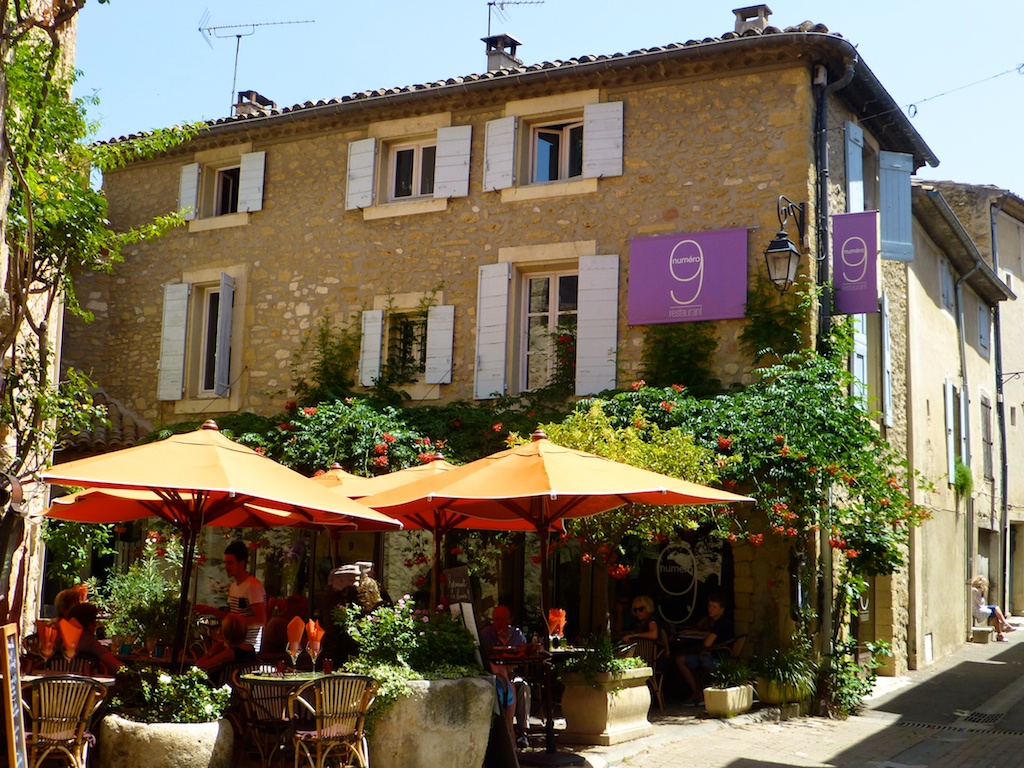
top-left (763, 196), bottom-right (807, 292)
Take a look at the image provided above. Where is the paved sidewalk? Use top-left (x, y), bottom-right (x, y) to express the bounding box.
top-left (573, 624), bottom-right (1024, 768)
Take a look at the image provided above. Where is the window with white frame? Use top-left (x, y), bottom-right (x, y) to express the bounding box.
top-left (197, 284), bottom-right (226, 394)
top-left (388, 139), bottom-right (437, 201)
top-left (359, 303), bottom-right (454, 392)
top-left (523, 272), bottom-right (579, 391)
top-left (179, 151), bottom-right (265, 222)
top-left (531, 120), bottom-right (584, 183)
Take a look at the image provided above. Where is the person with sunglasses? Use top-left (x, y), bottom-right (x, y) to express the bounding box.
top-left (622, 595), bottom-right (661, 643)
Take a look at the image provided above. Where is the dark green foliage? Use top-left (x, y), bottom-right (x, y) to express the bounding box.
top-left (640, 322), bottom-right (721, 396)
top-left (290, 314), bottom-right (362, 404)
top-left (739, 277), bottom-right (810, 363)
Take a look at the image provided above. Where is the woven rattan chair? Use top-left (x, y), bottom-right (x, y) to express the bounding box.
top-left (231, 667), bottom-right (294, 768)
top-left (22, 674), bottom-right (107, 768)
top-left (288, 674), bottom-right (377, 768)
top-left (635, 635), bottom-right (668, 713)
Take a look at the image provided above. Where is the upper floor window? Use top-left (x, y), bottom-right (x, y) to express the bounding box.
top-left (531, 120), bottom-right (584, 183)
top-left (389, 139), bottom-right (437, 201)
top-left (178, 149), bottom-right (265, 229)
top-left (978, 304), bottom-right (991, 356)
top-left (940, 257), bottom-right (954, 312)
top-left (213, 166), bottom-right (241, 215)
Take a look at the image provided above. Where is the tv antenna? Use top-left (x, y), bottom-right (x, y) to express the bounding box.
top-left (198, 11), bottom-right (315, 114)
top-left (487, 1), bottom-right (544, 36)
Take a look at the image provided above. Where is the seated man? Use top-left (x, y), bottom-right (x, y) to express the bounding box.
top-left (480, 605), bottom-right (532, 750)
top-left (675, 591), bottom-right (735, 706)
top-left (66, 603), bottom-right (122, 675)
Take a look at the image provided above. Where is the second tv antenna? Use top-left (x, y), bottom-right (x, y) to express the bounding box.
top-left (198, 12), bottom-right (314, 114)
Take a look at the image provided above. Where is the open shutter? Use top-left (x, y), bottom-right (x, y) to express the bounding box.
top-left (214, 273), bottom-right (235, 398)
top-left (346, 138), bottom-right (377, 210)
top-left (881, 292), bottom-right (893, 428)
top-left (359, 310), bottom-right (384, 387)
top-left (158, 283), bottom-right (190, 401)
top-left (583, 102), bottom-right (624, 179)
top-left (844, 122), bottom-right (864, 214)
top-left (851, 313), bottom-right (868, 409)
top-left (433, 126), bottom-right (472, 199)
top-left (575, 254), bottom-right (619, 396)
top-left (237, 151), bottom-right (266, 213)
top-left (473, 262), bottom-right (511, 399)
top-left (880, 150), bottom-right (914, 261)
top-left (178, 163), bottom-right (200, 221)
top-left (483, 117), bottom-right (516, 191)
top-left (944, 378), bottom-right (956, 483)
top-left (425, 304), bottom-right (455, 384)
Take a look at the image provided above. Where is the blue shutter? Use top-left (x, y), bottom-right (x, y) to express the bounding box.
top-left (346, 138), bottom-right (377, 210)
top-left (978, 304), bottom-right (991, 356)
top-left (474, 263), bottom-right (511, 399)
top-left (582, 102), bottom-right (623, 179)
top-left (433, 126), bottom-right (472, 199)
top-left (425, 304), bottom-right (455, 385)
top-left (844, 122), bottom-right (864, 213)
top-left (237, 151), bottom-right (265, 213)
top-left (881, 292), bottom-right (893, 428)
top-left (214, 273), bottom-right (235, 398)
top-left (880, 151), bottom-right (914, 261)
top-left (483, 117), bottom-right (516, 191)
top-left (158, 283), bottom-right (190, 401)
top-left (178, 163), bottom-right (200, 221)
top-left (575, 255), bottom-right (619, 395)
top-left (359, 310), bottom-right (384, 387)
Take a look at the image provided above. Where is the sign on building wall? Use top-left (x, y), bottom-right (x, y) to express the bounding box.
top-left (833, 210), bottom-right (880, 315)
top-left (627, 228), bottom-right (748, 325)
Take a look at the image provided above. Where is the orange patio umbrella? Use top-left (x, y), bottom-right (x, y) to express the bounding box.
top-left (364, 430), bottom-right (754, 620)
top-left (41, 420), bottom-right (402, 663)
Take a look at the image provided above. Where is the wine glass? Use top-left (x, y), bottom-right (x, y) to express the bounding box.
top-left (145, 636), bottom-right (159, 657)
top-left (287, 640), bottom-right (302, 669)
top-left (307, 640), bottom-right (321, 671)
top-left (39, 636), bottom-right (55, 666)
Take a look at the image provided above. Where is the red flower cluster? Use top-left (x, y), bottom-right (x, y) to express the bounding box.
top-left (284, 401), bottom-right (297, 411)
top-left (717, 435), bottom-right (733, 451)
top-left (373, 456), bottom-right (389, 467)
top-left (374, 443), bottom-right (388, 455)
top-left (492, 422), bottom-right (503, 432)
top-left (417, 452), bottom-right (436, 463)
top-left (630, 380), bottom-right (646, 391)
top-left (382, 433), bottom-right (397, 443)
top-left (254, 446), bottom-right (264, 455)
top-left (829, 536), bottom-right (847, 549)
top-left (670, 384), bottom-right (684, 393)
top-left (302, 406), bottom-right (317, 416)
top-left (774, 434), bottom-right (786, 444)
top-left (844, 549), bottom-right (860, 558)
top-left (749, 533), bottom-right (764, 545)
top-left (415, 437), bottom-right (432, 446)
top-left (660, 401), bottom-right (673, 412)
top-left (581, 553), bottom-right (593, 564)
top-left (608, 563), bottom-right (631, 579)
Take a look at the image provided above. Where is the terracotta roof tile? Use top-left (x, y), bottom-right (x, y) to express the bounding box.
top-left (57, 388), bottom-right (153, 455)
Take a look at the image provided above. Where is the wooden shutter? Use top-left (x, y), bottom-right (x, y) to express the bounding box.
top-left (214, 273), bottom-right (235, 398)
top-left (178, 163), bottom-right (200, 221)
top-left (851, 313), bottom-right (868, 409)
top-left (881, 292), bottom-right (893, 428)
top-left (978, 304), bottom-right (991, 356)
top-left (880, 150), bottom-right (914, 261)
top-left (359, 309), bottom-right (384, 387)
top-left (158, 282), bottom-right (190, 401)
top-left (844, 122), bottom-right (864, 213)
top-left (944, 378), bottom-right (956, 483)
top-left (346, 138), bottom-right (377, 210)
top-left (425, 304), bottom-right (455, 385)
top-left (433, 126), bottom-right (472, 199)
top-left (237, 151), bottom-right (266, 213)
top-left (473, 263), bottom-right (511, 399)
top-left (575, 254), bottom-right (619, 396)
top-left (483, 117), bottom-right (516, 191)
top-left (583, 102), bottom-right (624, 179)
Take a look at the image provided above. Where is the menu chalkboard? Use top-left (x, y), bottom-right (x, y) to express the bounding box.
top-left (2, 623), bottom-right (27, 768)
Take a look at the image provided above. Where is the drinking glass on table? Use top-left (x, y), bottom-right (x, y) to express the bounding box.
top-left (288, 640), bottom-right (302, 668)
top-left (307, 639), bottom-right (321, 670)
top-left (146, 636), bottom-right (159, 657)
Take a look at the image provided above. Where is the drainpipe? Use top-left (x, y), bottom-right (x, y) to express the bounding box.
top-left (814, 55), bottom-right (856, 656)
top-left (991, 196), bottom-right (1010, 610)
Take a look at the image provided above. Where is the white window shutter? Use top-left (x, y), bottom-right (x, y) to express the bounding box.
top-left (346, 138), bottom-right (377, 210)
top-left (583, 102), bottom-right (624, 179)
top-left (158, 283), bottom-right (190, 401)
top-left (844, 122), bottom-right (864, 214)
top-left (359, 310), bottom-right (384, 387)
top-left (881, 292), bottom-right (893, 428)
top-left (944, 378), bottom-right (956, 483)
top-left (575, 254), bottom-right (619, 396)
top-left (237, 151), bottom-right (266, 213)
top-left (178, 163), bottom-right (200, 221)
top-left (851, 313), bottom-right (868, 409)
top-left (214, 273), bottom-right (235, 397)
top-left (474, 262), bottom-right (511, 399)
top-left (483, 117), bottom-right (516, 191)
top-left (433, 125), bottom-right (472, 199)
top-left (979, 304), bottom-right (991, 355)
top-left (424, 304), bottom-right (456, 384)
top-left (880, 150), bottom-right (914, 261)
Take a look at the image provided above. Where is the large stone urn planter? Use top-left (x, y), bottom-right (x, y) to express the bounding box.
top-left (703, 684), bottom-right (754, 718)
top-left (99, 714), bottom-right (233, 768)
top-left (559, 666), bottom-right (653, 746)
top-left (368, 676), bottom-right (493, 768)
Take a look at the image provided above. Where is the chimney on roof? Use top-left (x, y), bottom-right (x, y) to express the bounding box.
top-left (732, 5), bottom-right (773, 34)
top-left (481, 33), bottom-right (523, 72)
top-left (233, 90), bottom-right (277, 118)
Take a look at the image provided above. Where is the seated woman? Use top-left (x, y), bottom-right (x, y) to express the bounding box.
top-left (195, 613), bottom-right (257, 675)
top-left (622, 595), bottom-right (662, 644)
top-left (972, 575), bottom-right (1016, 641)
top-left (66, 603), bottom-right (123, 675)
top-left (675, 591), bottom-right (735, 706)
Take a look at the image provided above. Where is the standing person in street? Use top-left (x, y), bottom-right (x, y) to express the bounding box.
top-left (194, 540), bottom-right (268, 651)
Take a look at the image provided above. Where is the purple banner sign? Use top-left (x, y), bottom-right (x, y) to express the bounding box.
top-left (833, 211), bottom-right (880, 315)
top-left (627, 228), bottom-right (748, 325)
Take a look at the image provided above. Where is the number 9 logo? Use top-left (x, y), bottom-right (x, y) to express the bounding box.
top-left (840, 236), bottom-right (868, 284)
top-left (668, 240), bottom-right (705, 306)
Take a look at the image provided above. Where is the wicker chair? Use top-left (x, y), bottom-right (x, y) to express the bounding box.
top-left (231, 667), bottom-right (294, 768)
top-left (288, 674), bottom-right (377, 768)
top-left (22, 674), bottom-right (107, 768)
top-left (635, 633), bottom-right (669, 713)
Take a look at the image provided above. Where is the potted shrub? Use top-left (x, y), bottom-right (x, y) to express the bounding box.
top-left (336, 596), bottom-right (493, 768)
top-left (754, 644), bottom-right (817, 705)
top-left (99, 666), bottom-right (234, 768)
top-left (703, 657), bottom-right (755, 718)
top-left (558, 634), bottom-right (652, 746)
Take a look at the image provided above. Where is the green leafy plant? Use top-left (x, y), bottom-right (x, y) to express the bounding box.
top-left (708, 656), bottom-right (754, 689)
top-left (560, 634), bottom-right (645, 689)
top-left (754, 629), bottom-right (818, 703)
top-left (818, 639), bottom-right (891, 718)
top-left (41, 519), bottom-right (115, 589)
top-left (640, 321), bottom-right (721, 396)
top-left (108, 666), bottom-right (231, 724)
top-left (954, 457), bottom-right (974, 499)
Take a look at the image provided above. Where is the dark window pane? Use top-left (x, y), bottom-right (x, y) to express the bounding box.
top-left (216, 167), bottom-right (240, 215)
top-left (420, 145), bottom-right (436, 195)
top-left (568, 124), bottom-right (584, 178)
top-left (558, 275), bottom-right (579, 312)
top-left (535, 131), bottom-right (560, 182)
top-left (393, 148), bottom-right (415, 198)
top-left (528, 277), bottom-right (550, 314)
top-left (202, 292), bottom-right (220, 391)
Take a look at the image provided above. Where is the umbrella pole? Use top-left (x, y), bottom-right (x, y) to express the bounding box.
top-left (172, 526), bottom-right (199, 671)
top-left (432, 529), bottom-right (443, 610)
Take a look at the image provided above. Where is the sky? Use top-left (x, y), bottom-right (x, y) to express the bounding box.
top-left (74, 1), bottom-right (1024, 194)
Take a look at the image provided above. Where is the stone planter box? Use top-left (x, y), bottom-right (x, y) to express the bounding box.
top-left (703, 684), bottom-right (754, 718)
top-left (99, 714), bottom-right (233, 768)
top-left (559, 666), bottom-right (653, 746)
top-left (755, 677), bottom-right (811, 705)
top-left (368, 676), bottom-right (494, 768)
